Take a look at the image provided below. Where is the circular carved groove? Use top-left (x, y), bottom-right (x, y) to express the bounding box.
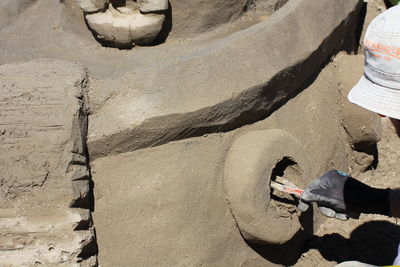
top-left (224, 129), bottom-right (312, 244)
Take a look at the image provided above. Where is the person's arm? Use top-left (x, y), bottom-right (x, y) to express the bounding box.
top-left (390, 190), bottom-right (400, 217)
top-left (299, 170), bottom-right (399, 220)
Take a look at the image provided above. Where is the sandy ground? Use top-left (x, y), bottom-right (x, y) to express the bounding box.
top-left (296, 118), bottom-right (400, 267)
top-left (295, 2), bottom-right (400, 266)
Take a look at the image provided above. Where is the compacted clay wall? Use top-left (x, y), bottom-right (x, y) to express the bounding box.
top-left (86, 0), bottom-right (377, 266)
top-left (0, 0), bottom-right (380, 266)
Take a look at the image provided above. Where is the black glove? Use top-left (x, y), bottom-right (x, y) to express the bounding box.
top-left (298, 170), bottom-right (391, 220)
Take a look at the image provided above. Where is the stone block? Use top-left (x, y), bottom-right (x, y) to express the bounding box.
top-left (71, 180), bottom-right (90, 208)
top-left (71, 106), bottom-right (88, 155)
top-left (78, 255), bottom-right (98, 267)
top-left (71, 166), bottom-right (90, 181)
top-left (86, 4), bottom-right (165, 47)
top-left (70, 153), bottom-right (88, 166)
top-left (77, 228), bottom-right (98, 260)
top-left (138, 0), bottom-right (168, 13)
top-left (72, 208), bottom-right (93, 230)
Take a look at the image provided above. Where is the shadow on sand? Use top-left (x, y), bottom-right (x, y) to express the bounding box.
top-left (247, 207), bottom-right (314, 266)
top-left (247, 219), bottom-right (400, 266)
top-left (307, 220), bottom-right (400, 266)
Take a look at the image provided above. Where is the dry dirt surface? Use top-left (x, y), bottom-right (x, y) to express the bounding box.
top-left (296, 118), bottom-right (400, 267)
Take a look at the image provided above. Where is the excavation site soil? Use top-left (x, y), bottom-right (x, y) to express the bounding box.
top-left (296, 117), bottom-right (400, 267)
top-left (1, 0), bottom-right (399, 266)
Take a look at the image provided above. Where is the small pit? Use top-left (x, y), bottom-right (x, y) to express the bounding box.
top-left (269, 157), bottom-right (303, 218)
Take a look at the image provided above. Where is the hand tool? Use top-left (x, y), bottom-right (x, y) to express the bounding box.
top-left (270, 178), bottom-right (304, 198)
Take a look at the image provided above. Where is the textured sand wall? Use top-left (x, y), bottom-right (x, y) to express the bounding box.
top-left (0, 60), bottom-right (97, 266)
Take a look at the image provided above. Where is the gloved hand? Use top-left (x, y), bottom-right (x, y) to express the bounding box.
top-left (298, 170), bottom-right (351, 220)
top-left (298, 170), bottom-right (391, 220)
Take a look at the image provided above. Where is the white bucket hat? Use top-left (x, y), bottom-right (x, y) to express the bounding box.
top-left (348, 5), bottom-right (400, 119)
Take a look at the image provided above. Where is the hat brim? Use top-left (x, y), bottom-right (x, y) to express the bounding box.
top-left (348, 75), bottom-right (400, 119)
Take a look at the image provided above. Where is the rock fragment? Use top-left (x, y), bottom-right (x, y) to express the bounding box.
top-left (71, 180), bottom-right (91, 208)
top-left (78, 0), bottom-right (167, 47)
top-left (86, 4), bottom-right (164, 47)
top-left (138, 0), bottom-right (168, 13)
